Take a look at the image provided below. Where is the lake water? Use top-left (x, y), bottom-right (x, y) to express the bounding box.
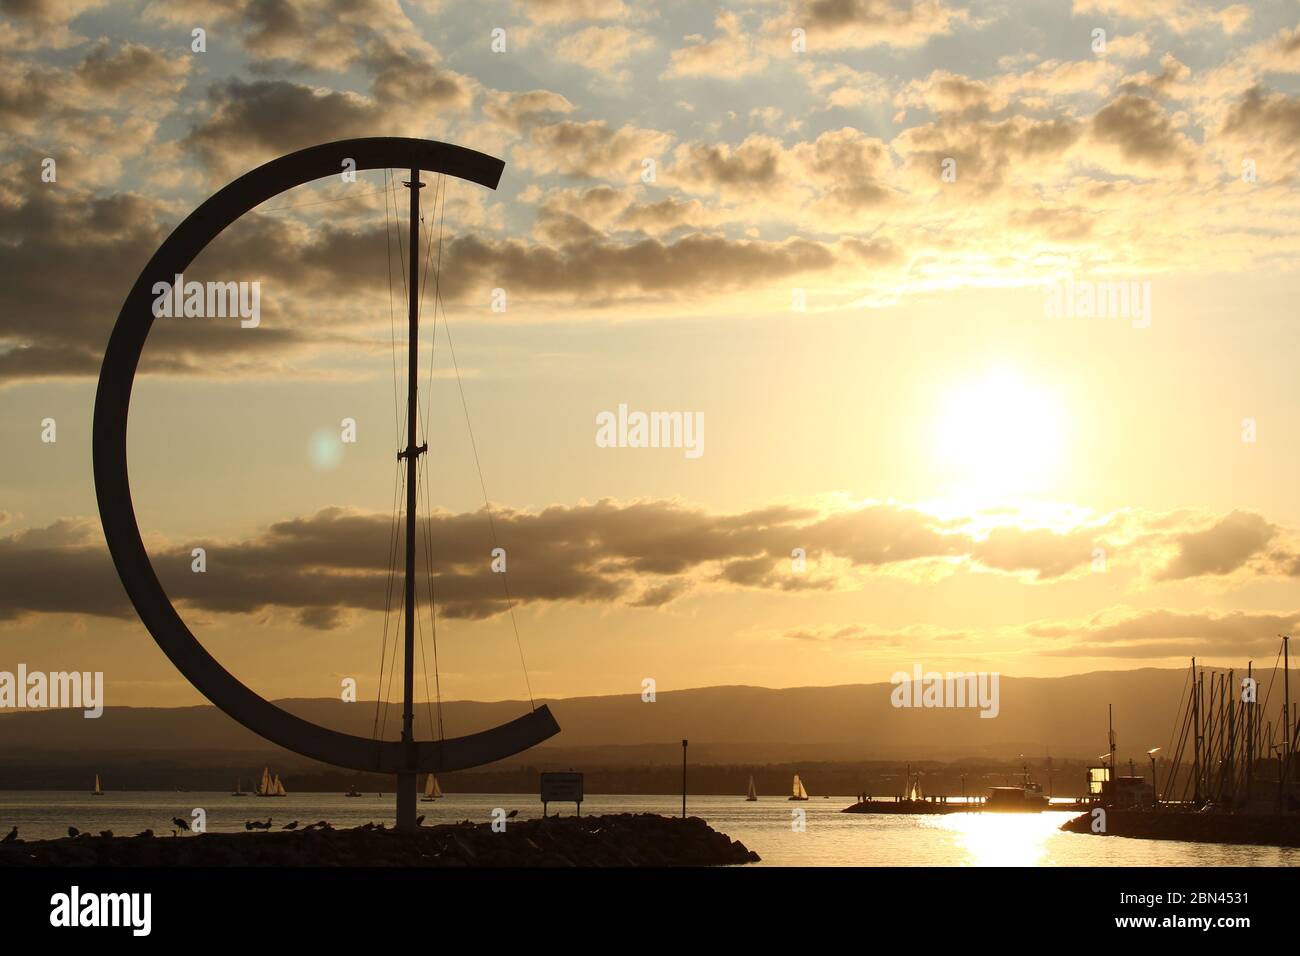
top-left (2, 791), bottom-right (1296, 866)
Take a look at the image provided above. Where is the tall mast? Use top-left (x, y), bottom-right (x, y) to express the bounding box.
top-left (1284, 635), bottom-right (1291, 798)
top-left (1191, 658), bottom-right (1201, 805)
top-left (397, 168), bottom-right (427, 831)
top-left (1247, 660), bottom-right (1254, 802)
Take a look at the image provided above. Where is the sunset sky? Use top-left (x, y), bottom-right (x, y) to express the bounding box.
top-left (2, 0), bottom-right (1300, 713)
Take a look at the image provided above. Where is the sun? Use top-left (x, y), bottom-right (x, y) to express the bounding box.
top-left (932, 366), bottom-right (1067, 498)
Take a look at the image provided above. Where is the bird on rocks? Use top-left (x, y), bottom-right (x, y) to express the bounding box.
top-left (282, 820), bottom-right (298, 830)
top-left (67, 826), bottom-right (79, 839)
top-left (2, 826), bottom-right (16, 843)
top-left (505, 810), bottom-right (519, 819)
top-left (415, 815), bottom-right (425, 826)
top-left (172, 816), bottom-right (190, 832)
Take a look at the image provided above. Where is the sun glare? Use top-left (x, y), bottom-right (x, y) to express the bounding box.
top-left (933, 367), bottom-right (1066, 498)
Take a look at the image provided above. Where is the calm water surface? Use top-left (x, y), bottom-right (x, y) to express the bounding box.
top-left (1, 791), bottom-right (1295, 867)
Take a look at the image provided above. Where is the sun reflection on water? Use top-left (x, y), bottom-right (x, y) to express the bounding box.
top-left (926, 811), bottom-right (1073, 867)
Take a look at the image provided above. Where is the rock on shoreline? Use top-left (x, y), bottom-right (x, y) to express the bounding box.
top-left (0, 813), bottom-right (761, 867)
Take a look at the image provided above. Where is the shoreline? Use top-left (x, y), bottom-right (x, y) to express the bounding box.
top-left (0, 813), bottom-right (761, 867)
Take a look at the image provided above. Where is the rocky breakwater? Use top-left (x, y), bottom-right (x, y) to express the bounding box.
top-left (0, 813), bottom-right (761, 867)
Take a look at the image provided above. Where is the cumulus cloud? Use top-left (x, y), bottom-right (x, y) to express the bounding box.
top-left (665, 11), bottom-right (767, 79)
top-left (10, 500), bottom-right (1300, 626)
top-left (1218, 86), bottom-right (1300, 172)
top-left (1036, 607), bottom-right (1295, 658)
top-left (1155, 510), bottom-right (1277, 580)
top-left (518, 0), bottom-right (634, 24)
top-left (555, 26), bottom-right (655, 80)
top-left (1072, 0), bottom-right (1251, 36)
top-left (766, 0), bottom-right (970, 51)
top-left (512, 117), bottom-right (672, 180)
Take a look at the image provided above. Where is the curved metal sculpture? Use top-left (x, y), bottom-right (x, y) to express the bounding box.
top-left (93, 138), bottom-right (559, 778)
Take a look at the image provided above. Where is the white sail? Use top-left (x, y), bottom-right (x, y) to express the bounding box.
top-left (273, 774), bottom-right (286, 796)
top-left (431, 775), bottom-right (442, 798)
top-left (746, 775), bottom-right (757, 800)
top-left (906, 774), bottom-right (923, 801)
top-left (259, 767), bottom-right (270, 795)
top-left (424, 773), bottom-right (434, 797)
top-left (793, 774), bottom-right (809, 799)
top-left (93, 774), bottom-right (102, 794)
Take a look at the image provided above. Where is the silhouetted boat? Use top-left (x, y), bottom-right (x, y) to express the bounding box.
top-left (90, 774), bottom-right (103, 796)
top-left (345, 785), bottom-right (362, 798)
top-left (231, 777), bottom-right (248, 797)
top-left (256, 767), bottom-right (286, 797)
top-left (746, 775), bottom-right (758, 801)
top-left (789, 774), bottom-right (810, 801)
top-left (986, 767), bottom-right (1049, 812)
top-left (420, 774), bottom-right (442, 802)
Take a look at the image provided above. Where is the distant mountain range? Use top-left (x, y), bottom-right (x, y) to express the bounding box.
top-left (2, 665), bottom-right (1271, 769)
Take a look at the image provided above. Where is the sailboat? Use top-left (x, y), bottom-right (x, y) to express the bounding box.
top-left (256, 767), bottom-right (286, 797)
top-left (905, 771), bottom-right (923, 802)
top-left (420, 773), bottom-right (443, 802)
top-left (90, 774), bottom-right (103, 796)
top-left (789, 774), bottom-right (810, 801)
top-left (231, 777), bottom-right (248, 797)
top-left (746, 775), bottom-right (758, 801)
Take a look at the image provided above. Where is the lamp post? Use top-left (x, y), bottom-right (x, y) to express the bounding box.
top-left (1147, 747), bottom-right (1161, 810)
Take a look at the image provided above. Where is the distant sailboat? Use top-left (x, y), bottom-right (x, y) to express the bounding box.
top-left (420, 773), bottom-right (442, 802)
top-left (231, 777), bottom-right (247, 797)
top-left (906, 774), bottom-right (923, 802)
top-left (746, 775), bottom-right (758, 801)
top-left (345, 784), bottom-right (362, 798)
top-left (789, 774), bottom-right (810, 801)
top-left (257, 767), bottom-right (286, 797)
top-left (90, 774), bottom-right (103, 796)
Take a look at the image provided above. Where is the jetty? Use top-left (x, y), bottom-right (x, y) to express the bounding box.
top-left (1060, 808), bottom-right (1300, 847)
top-left (0, 813), bottom-right (760, 867)
top-left (842, 797), bottom-right (969, 814)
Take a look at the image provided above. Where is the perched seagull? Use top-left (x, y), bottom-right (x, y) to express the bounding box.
top-left (67, 826), bottom-right (79, 839)
top-left (282, 820), bottom-right (298, 830)
top-left (2, 826), bottom-right (17, 843)
top-left (172, 817), bottom-right (190, 832)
